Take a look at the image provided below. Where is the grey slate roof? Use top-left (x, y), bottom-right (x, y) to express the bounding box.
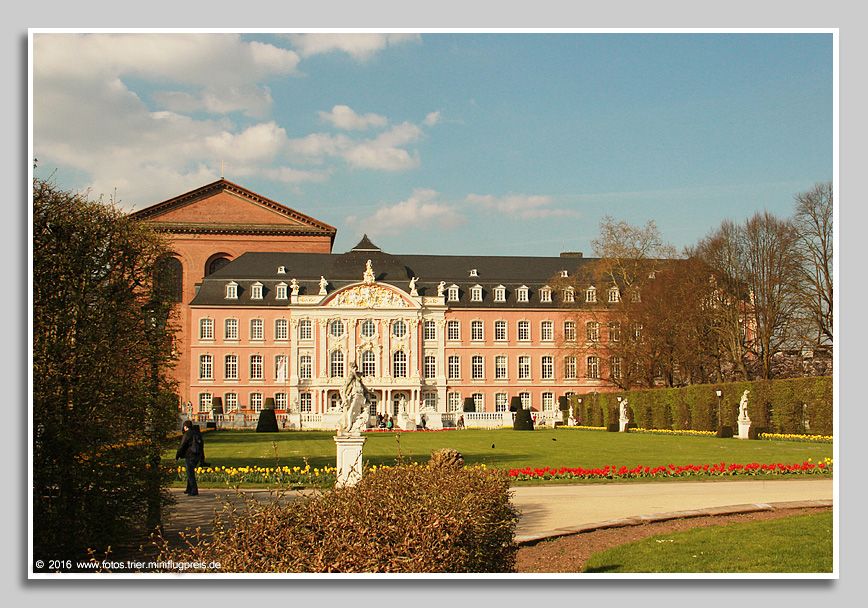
top-left (191, 236), bottom-right (598, 308)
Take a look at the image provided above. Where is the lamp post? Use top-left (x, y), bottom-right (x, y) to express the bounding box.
top-left (716, 389), bottom-right (723, 428)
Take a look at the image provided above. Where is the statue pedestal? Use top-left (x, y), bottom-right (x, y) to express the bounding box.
top-left (738, 419), bottom-right (752, 440)
top-left (619, 418), bottom-right (630, 432)
top-left (334, 435), bottom-right (367, 487)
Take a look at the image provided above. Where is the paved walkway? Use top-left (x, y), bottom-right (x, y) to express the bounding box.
top-left (163, 478), bottom-right (833, 545)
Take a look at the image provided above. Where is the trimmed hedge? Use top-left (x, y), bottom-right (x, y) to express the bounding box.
top-left (567, 376), bottom-right (832, 435)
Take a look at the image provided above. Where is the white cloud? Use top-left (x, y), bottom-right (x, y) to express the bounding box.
top-left (286, 33), bottom-right (420, 61)
top-left (466, 194), bottom-right (582, 219)
top-left (347, 189), bottom-right (466, 237)
top-left (288, 122), bottom-right (425, 171)
top-left (319, 105), bottom-right (388, 130)
top-left (423, 111), bottom-right (441, 126)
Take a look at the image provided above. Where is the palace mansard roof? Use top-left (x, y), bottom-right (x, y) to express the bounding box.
top-left (190, 236), bottom-right (598, 308)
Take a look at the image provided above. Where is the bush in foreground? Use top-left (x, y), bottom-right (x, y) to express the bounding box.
top-left (162, 461), bottom-right (519, 573)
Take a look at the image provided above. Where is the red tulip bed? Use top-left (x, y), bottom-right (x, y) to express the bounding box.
top-left (507, 458), bottom-right (833, 481)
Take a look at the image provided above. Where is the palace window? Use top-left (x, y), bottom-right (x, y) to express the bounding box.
top-left (631, 289), bottom-right (641, 303)
top-left (448, 285), bottom-right (460, 302)
top-left (494, 320), bottom-right (507, 341)
top-left (424, 355), bottom-right (436, 379)
top-left (520, 392), bottom-right (531, 410)
top-left (448, 356), bottom-right (460, 379)
top-left (518, 320), bottom-right (530, 341)
top-left (447, 392), bottom-right (462, 412)
top-left (198, 392), bottom-right (212, 413)
top-left (473, 393), bottom-right (484, 411)
top-left (631, 322), bottom-right (643, 342)
top-left (611, 356), bottom-right (623, 379)
top-left (517, 286), bottom-right (529, 302)
top-left (563, 287), bottom-right (575, 303)
top-left (329, 350), bottom-right (345, 378)
top-left (199, 355), bottom-right (213, 380)
top-left (495, 393), bottom-right (508, 412)
top-left (250, 355), bottom-right (263, 380)
top-left (225, 282), bottom-right (238, 300)
top-left (608, 287), bottom-right (620, 303)
top-left (494, 286), bottom-right (506, 302)
top-left (586, 321), bottom-right (599, 342)
top-left (542, 392), bottom-right (555, 411)
top-left (299, 319), bottom-right (312, 340)
top-left (392, 350), bottom-right (407, 378)
top-left (586, 287), bottom-right (597, 303)
top-left (329, 319), bottom-right (345, 338)
top-left (275, 318), bottom-right (288, 341)
top-left (540, 287), bottom-right (552, 303)
top-left (155, 256), bottom-right (183, 303)
top-left (361, 350), bottom-right (376, 377)
top-left (330, 392), bottom-right (342, 410)
top-left (587, 356), bottom-right (600, 379)
top-left (447, 320), bottom-right (460, 341)
top-left (564, 321), bottom-right (577, 342)
top-left (276, 282), bottom-right (287, 300)
top-left (360, 319), bottom-right (377, 338)
top-left (224, 393), bottom-right (237, 412)
top-left (609, 321), bottom-right (621, 342)
top-left (518, 356), bottom-right (531, 379)
top-left (423, 320), bottom-right (436, 341)
top-left (299, 354), bottom-right (312, 380)
top-left (250, 319), bottom-right (264, 341)
top-left (495, 355), bottom-right (508, 379)
top-left (250, 393), bottom-right (263, 412)
top-left (275, 393), bottom-right (287, 409)
top-left (224, 354), bottom-right (238, 380)
top-left (471, 320), bottom-right (483, 341)
top-left (251, 282), bottom-right (263, 300)
top-left (564, 356), bottom-right (577, 379)
top-left (542, 355), bottom-right (554, 379)
top-left (423, 392), bottom-right (437, 410)
top-left (472, 355), bottom-right (484, 380)
top-left (541, 320), bottom-right (553, 341)
top-left (199, 318), bottom-right (214, 340)
top-left (392, 319), bottom-right (407, 338)
top-left (208, 257), bottom-right (231, 276)
top-left (225, 318), bottom-right (238, 340)
top-left (299, 393), bottom-right (312, 413)
top-left (471, 285), bottom-right (483, 302)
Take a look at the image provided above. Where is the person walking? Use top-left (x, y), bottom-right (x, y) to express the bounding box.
top-left (176, 420), bottom-right (205, 496)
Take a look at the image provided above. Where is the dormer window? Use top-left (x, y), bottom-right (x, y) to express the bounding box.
top-left (560, 270), bottom-right (569, 278)
top-left (251, 282), bottom-right (263, 300)
top-left (631, 289), bottom-right (641, 303)
top-left (448, 285), bottom-right (460, 302)
top-left (585, 286), bottom-right (597, 303)
top-left (563, 287), bottom-right (575, 303)
top-left (540, 286), bottom-right (552, 303)
top-left (469, 269), bottom-right (478, 277)
top-left (276, 282), bottom-right (288, 300)
top-left (608, 287), bottom-right (620, 303)
top-left (517, 286), bottom-right (529, 302)
top-left (277, 266), bottom-right (286, 274)
top-left (470, 285), bottom-right (483, 302)
top-left (225, 281), bottom-right (238, 300)
top-left (494, 285), bottom-right (506, 302)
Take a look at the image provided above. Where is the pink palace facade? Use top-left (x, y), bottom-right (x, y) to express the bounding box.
top-left (186, 235), bottom-right (617, 427)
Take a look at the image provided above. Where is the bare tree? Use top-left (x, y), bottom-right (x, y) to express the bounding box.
top-left (792, 181), bottom-right (833, 350)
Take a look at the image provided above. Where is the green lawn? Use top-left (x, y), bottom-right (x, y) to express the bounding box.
top-left (583, 510), bottom-right (834, 573)
top-left (164, 428), bottom-right (833, 477)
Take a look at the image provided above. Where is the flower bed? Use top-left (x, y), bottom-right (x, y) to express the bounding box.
top-left (507, 457), bottom-right (833, 481)
top-left (172, 464), bottom-right (338, 486)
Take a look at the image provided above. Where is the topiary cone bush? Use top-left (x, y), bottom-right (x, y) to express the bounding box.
top-left (463, 397), bottom-right (476, 412)
top-left (513, 407), bottom-right (534, 431)
top-left (509, 396), bottom-right (522, 412)
top-left (256, 408), bottom-right (279, 432)
top-left (264, 397), bottom-right (276, 410)
top-left (158, 461), bottom-right (519, 573)
top-left (212, 396), bottom-right (224, 416)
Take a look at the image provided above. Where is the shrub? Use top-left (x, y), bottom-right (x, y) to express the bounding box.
top-left (161, 461), bottom-right (518, 573)
top-left (463, 397), bottom-right (476, 413)
top-left (429, 448), bottom-right (465, 470)
top-left (255, 409), bottom-right (279, 432)
top-left (513, 408), bottom-right (534, 431)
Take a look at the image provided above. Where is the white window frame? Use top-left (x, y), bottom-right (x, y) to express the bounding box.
top-left (470, 285), bottom-right (483, 302)
top-left (494, 286), bottom-right (506, 302)
top-left (517, 286), bottom-right (529, 302)
top-left (520, 392), bottom-right (531, 410)
top-left (563, 287), bottom-right (575, 303)
top-left (447, 355), bottom-right (460, 379)
top-left (541, 320), bottom-right (553, 341)
top-left (361, 350), bottom-right (376, 377)
top-left (564, 356), bottom-right (577, 379)
top-left (392, 319), bottom-right (407, 338)
top-left (609, 321), bottom-right (621, 342)
top-left (495, 393), bottom-right (508, 412)
top-left (494, 320), bottom-right (507, 341)
top-left (446, 320), bottom-right (460, 341)
top-left (471, 320), bottom-right (483, 341)
top-left (224, 392), bottom-right (237, 412)
top-left (423, 355), bottom-right (436, 379)
top-left (540, 287), bottom-right (552, 303)
top-left (199, 318), bottom-right (214, 340)
top-left (423, 320), bottom-right (436, 341)
top-left (472, 393), bottom-right (484, 411)
top-left (564, 321), bottom-right (577, 342)
top-left (250, 319), bottom-right (264, 341)
top-left (224, 354), bottom-right (238, 380)
top-left (611, 356), bottom-right (623, 379)
top-left (585, 287), bottom-right (597, 303)
top-left (275, 393), bottom-right (287, 409)
top-left (224, 318), bottom-right (238, 340)
top-left (299, 354), bottom-right (312, 380)
top-left (275, 282), bottom-right (287, 300)
top-left (275, 318), bottom-right (289, 341)
top-left (587, 321), bottom-right (600, 342)
top-left (250, 392), bottom-right (263, 412)
top-left (250, 354), bottom-right (264, 380)
top-left (518, 355), bottom-right (531, 379)
top-left (251, 282), bottom-right (263, 300)
top-left (299, 319), bottom-right (313, 340)
top-left (542, 392), bottom-right (555, 411)
top-left (448, 285), bottom-right (460, 302)
top-left (225, 282), bottom-right (238, 300)
top-left (199, 354), bottom-right (213, 380)
top-left (330, 350), bottom-right (345, 378)
top-left (447, 392), bottom-right (462, 412)
top-left (542, 355), bottom-right (554, 379)
top-left (495, 355), bottom-right (508, 379)
top-left (518, 320), bottom-right (530, 342)
top-left (608, 287), bottom-right (620, 303)
top-left (471, 355), bottom-right (484, 380)
top-left (392, 350), bottom-right (408, 378)
top-left (587, 356), bottom-right (600, 379)
top-left (360, 319), bottom-right (377, 339)
top-left (423, 392), bottom-right (437, 410)
top-left (198, 392), bottom-right (212, 413)
top-left (329, 319), bottom-right (345, 338)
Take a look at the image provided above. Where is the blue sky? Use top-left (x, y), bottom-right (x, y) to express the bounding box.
top-left (31, 31), bottom-right (834, 258)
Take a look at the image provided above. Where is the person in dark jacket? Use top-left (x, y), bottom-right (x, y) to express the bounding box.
top-left (175, 421), bottom-right (204, 496)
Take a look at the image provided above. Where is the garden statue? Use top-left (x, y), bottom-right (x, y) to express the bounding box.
top-left (437, 281), bottom-right (446, 296)
top-left (738, 390), bottom-right (751, 422)
top-left (619, 399), bottom-right (630, 432)
top-left (319, 276), bottom-right (328, 295)
top-left (409, 276), bottom-right (419, 296)
top-left (290, 278), bottom-right (299, 296)
top-left (338, 362), bottom-right (376, 436)
top-left (619, 399), bottom-right (630, 422)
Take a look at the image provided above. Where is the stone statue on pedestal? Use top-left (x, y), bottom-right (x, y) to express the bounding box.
top-left (409, 277), bottom-right (419, 296)
top-left (738, 390), bottom-right (751, 422)
top-left (319, 276), bottom-right (328, 295)
top-left (337, 362), bottom-right (375, 436)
